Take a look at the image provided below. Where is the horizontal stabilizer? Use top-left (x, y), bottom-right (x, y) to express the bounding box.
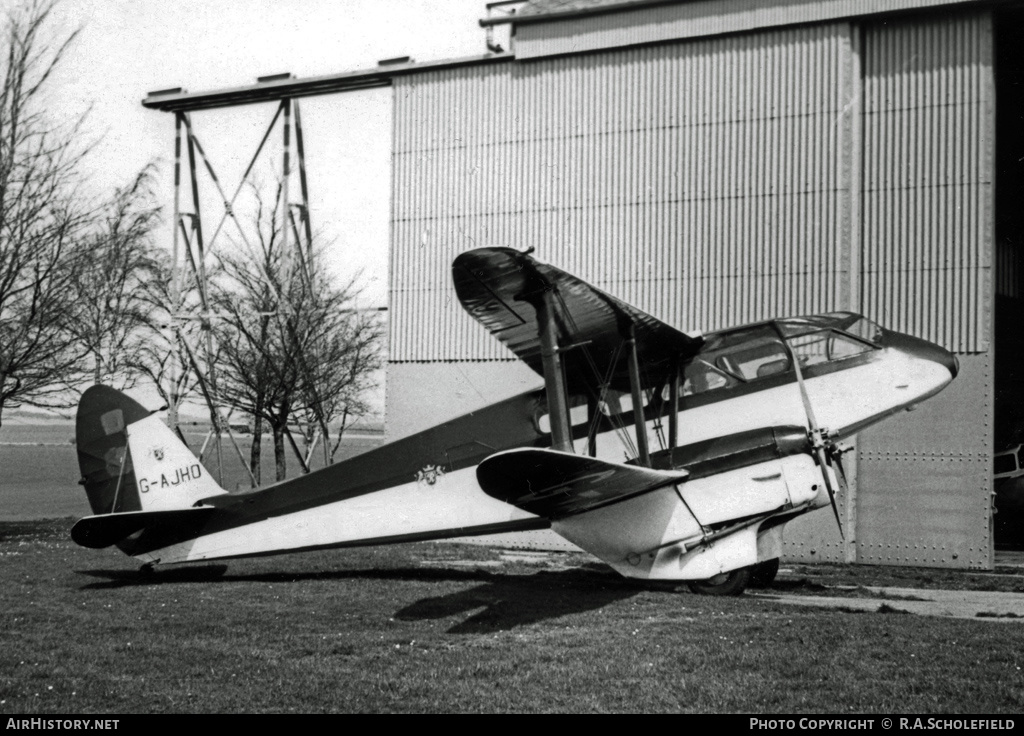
top-left (71, 507), bottom-right (218, 549)
top-left (477, 448), bottom-right (688, 519)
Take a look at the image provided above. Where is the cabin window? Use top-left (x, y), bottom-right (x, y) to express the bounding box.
top-left (536, 389), bottom-right (653, 433)
top-left (680, 360), bottom-right (734, 395)
top-left (598, 390), bottom-right (646, 417)
top-left (535, 396), bottom-right (590, 435)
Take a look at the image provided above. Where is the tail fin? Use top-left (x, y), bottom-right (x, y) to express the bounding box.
top-left (76, 385), bottom-right (226, 516)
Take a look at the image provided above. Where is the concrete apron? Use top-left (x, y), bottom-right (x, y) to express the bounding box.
top-left (750, 586), bottom-right (1024, 622)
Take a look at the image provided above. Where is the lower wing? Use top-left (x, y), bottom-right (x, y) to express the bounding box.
top-left (476, 448), bottom-right (689, 519)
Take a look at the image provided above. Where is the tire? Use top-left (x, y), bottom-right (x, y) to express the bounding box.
top-left (748, 558), bottom-right (780, 589)
top-left (687, 566), bottom-right (752, 596)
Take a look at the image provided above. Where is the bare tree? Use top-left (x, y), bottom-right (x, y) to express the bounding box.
top-left (0, 0), bottom-right (91, 427)
top-left (212, 184), bottom-right (298, 483)
top-left (123, 243), bottom-right (207, 439)
top-left (297, 290), bottom-right (382, 465)
top-left (213, 185), bottom-right (382, 483)
top-left (216, 260), bottom-right (293, 480)
top-left (69, 166), bottom-right (162, 388)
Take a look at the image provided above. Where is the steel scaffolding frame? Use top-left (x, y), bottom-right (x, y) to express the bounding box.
top-left (166, 92), bottom-right (317, 486)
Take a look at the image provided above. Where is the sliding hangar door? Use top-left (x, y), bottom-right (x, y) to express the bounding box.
top-left (386, 8), bottom-right (996, 569)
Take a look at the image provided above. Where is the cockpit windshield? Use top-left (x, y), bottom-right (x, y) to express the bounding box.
top-left (775, 312), bottom-right (884, 345)
top-left (774, 313), bottom-right (882, 370)
top-left (671, 313), bottom-right (883, 398)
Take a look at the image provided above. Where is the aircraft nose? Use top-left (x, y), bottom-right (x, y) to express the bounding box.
top-left (885, 331), bottom-right (958, 379)
top-left (931, 344), bottom-right (958, 379)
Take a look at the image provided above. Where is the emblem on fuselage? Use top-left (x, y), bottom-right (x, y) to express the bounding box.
top-left (416, 464), bottom-right (445, 486)
top-left (150, 446), bottom-right (165, 462)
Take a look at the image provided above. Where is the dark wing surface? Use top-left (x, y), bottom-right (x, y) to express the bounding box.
top-left (477, 448), bottom-right (688, 519)
top-left (71, 508), bottom-right (218, 549)
top-left (452, 247), bottom-right (703, 393)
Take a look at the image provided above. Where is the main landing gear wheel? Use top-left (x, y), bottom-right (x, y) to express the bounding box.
top-left (748, 559), bottom-right (780, 588)
top-left (687, 566), bottom-right (752, 596)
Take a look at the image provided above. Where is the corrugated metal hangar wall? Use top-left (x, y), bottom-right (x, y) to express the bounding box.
top-left (387, 6), bottom-right (995, 569)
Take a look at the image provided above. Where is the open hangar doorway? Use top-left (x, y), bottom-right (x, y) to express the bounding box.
top-left (994, 6), bottom-right (1024, 551)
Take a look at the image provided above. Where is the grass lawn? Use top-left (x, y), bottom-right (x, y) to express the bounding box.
top-left (1, 519), bottom-right (1022, 714)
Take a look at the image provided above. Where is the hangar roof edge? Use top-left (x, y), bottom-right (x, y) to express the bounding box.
top-left (480, 0), bottom-right (1011, 26)
top-left (480, 0), bottom-right (680, 27)
top-left (141, 52), bottom-right (514, 113)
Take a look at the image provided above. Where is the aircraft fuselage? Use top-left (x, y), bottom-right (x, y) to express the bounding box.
top-left (85, 311), bottom-right (957, 580)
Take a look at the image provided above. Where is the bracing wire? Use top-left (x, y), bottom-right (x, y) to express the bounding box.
top-left (552, 288), bottom-right (640, 462)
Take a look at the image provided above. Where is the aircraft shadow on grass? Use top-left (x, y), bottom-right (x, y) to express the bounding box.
top-left (394, 568), bottom-right (641, 634)
top-left (75, 565), bottom-right (227, 588)
top-left (75, 564), bottom-right (501, 588)
top-left (74, 564), bottom-right (640, 632)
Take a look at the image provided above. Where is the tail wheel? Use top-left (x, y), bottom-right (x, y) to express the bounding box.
top-left (687, 566), bottom-right (752, 596)
top-left (748, 558), bottom-right (780, 588)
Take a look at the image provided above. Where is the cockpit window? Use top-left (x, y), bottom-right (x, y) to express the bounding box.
top-left (787, 330), bottom-right (873, 367)
top-left (775, 317), bottom-right (834, 338)
top-left (778, 313), bottom-right (884, 346)
top-left (787, 331), bottom-right (829, 367)
top-left (837, 316), bottom-right (884, 345)
top-left (714, 333), bottom-right (790, 381)
top-left (691, 326), bottom-right (791, 383)
top-left (668, 317), bottom-right (881, 401)
top-left (830, 332), bottom-right (874, 359)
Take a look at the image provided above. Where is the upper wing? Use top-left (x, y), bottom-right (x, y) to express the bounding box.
top-left (452, 247), bottom-right (703, 393)
top-left (477, 448), bottom-right (688, 519)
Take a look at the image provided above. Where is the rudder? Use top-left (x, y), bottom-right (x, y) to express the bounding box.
top-left (75, 385), bottom-right (226, 516)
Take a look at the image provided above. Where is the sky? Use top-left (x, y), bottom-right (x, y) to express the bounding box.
top-left (7, 0), bottom-right (514, 419)
top-left (39, 0), bottom-right (511, 307)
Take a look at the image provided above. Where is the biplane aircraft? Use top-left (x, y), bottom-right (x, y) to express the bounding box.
top-left (71, 247), bottom-right (958, 595)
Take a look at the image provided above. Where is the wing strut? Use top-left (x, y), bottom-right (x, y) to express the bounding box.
top-left (668, 356), bottom-right (680, 465)
top-left (625, 322), bottom-right (651, 467)
top-left (534, 272), bottom-right (574, 453)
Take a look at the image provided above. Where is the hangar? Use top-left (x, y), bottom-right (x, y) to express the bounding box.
top-left (145, 0), bottom-right (1024, 570)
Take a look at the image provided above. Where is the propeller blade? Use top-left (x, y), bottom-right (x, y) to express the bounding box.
top-left (816, 446), bottom-right (844, 539)
top-left (834, 449), bottom-right (849, 494)
top-left (790, 349), bottom-right (844, 538)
